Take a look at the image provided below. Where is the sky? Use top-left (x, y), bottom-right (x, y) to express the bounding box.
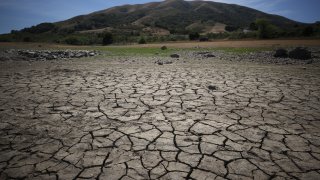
top-left (0, 0), bottom-right (319, 34)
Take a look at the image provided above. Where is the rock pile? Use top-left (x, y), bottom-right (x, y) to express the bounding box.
top-left (274, 47), bottom-right (312, 60)
top-left (6, 49), bottom-right (99, 60)
top-left (288, 47), bottom-right (312, 60)
top-left (274, 48), bottom-right (288, 58)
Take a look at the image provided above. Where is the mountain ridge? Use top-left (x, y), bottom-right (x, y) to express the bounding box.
top-left (52, 0), bottom-right (301, 35)
top-left (2, 0), bottom-right (317, 44)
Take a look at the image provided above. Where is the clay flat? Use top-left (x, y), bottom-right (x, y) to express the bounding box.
top-left (0, 54), bottom-right (320, 179)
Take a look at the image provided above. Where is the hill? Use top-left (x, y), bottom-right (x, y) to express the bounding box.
top-left (55, 0), bottom-right (299, 34)
top-left (1, 0), bottom-right (318, 44)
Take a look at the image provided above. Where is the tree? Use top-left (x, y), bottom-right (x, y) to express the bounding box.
top-left (138, 37), bottom-right (146, 44)
top-left (302, 26), bottom-right (314, 36)
top-left (65, 37), bottom-right (81, 45)
top-left (23, 37), bottom-right (32, 42)
top-left (255, 19), bottom-right (280, 39)
top-left (255, 19), bottom-right (269, 39)
top-left (249, 22), bottom-right (258, 31)
top-left (102, 32), bottom-right (113, 45)
top-left (189, 32), bottom-right (200, 40)
top-left (225, 25), bottom-right (239, 32)
top-left (21, 23), bottom-right (55, 33)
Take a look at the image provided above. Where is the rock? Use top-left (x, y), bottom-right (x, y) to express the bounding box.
top-left (170, 54), bottom-right (180, 58)
top-left (161, 46), bottom-right (167, 50)
top-left (288, 47), bottom-right (311, 60)
top-left (204, 54), bottom-right (215, 58)
top-left (208, 85), bottom-right (217, 91)
top-left (195, 52), bottom-right (215, 58)
top-left (75, 53), bottom-right (85, 58)
top-left (274, 48), bottom-right (288, 58)
top-left (306, 60), bottom-right (313, 64)
top-left (8, 49), bottom-right (98, 61)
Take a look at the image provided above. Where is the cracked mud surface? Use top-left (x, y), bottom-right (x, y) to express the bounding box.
top-left (0, 57), bottom-right (320, 179)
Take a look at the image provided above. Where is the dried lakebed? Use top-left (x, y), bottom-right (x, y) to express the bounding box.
top-left (0, 55), bottom-right (320, 180)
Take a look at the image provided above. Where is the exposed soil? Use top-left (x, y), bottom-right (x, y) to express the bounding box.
top-left (0, 46), bottom-right (320, 179)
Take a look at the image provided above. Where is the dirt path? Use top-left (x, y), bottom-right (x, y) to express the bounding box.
top-left (0, 58), bottom-right (320, 179)
top-left (131, 39), bottom-right (320, 48)
top-left (1, 39), bottom-right (320, 49)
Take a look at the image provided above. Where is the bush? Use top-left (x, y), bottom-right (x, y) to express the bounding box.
top-left (207, 32), bottom-right (230, 40)
top-left (249, 22), bottom-right (258, 31)
top-left (161, 46), bottom-right (167, 50)
top-left (102, 32), bottom-right (113, 45)
top-left (0, 35), bottom-right (12, 42)
top-left (64, 37), bottom-right (81, 45)
top-left (138, 37), bottom-right (146, 44)
top-left (303, 26), bottom-right (314, 36)
top-left (225, 25), bottom-right (239, 32)
top-left (21, 23), bottom-right (55, 33)
top-left (189, 32), bottom-right (200, 40)
top-left (255, 19), bottom-right (280, 39)
top-left (23, 37), bottom-right (32, 42)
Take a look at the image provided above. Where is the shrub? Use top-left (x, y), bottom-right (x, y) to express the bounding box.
top-left (102, 32), bottom-right (113, 45)
top-left (138, 37), bottom-right (146, 44)
top-left (303, 26), bottom-right (314, 36)
top-left (189, 32), bottom-right (200, 40)
top-left (23, 37), bottom-right (32, 42)
top-left (0, 35), bottom-right (12, 42)
top-left (161, 46), bottom-right (167, 50)
top-left (21, 23), bottom-right (55, 33)
top-left (64, 37), bottom-right (81, 45)
top-left (255, 19), bottom-right (280, 39)
top-left (225, 25), bottom-right (239, 32)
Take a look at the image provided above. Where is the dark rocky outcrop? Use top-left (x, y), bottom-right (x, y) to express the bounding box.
top-left (288, 47), bottom-right (311, 60)
top-left (6, 49), bottom-right (99, 60)
top-left (274, 48), bottom-right (288, 58)
top-left (170, 54), bottom-right (180, 58)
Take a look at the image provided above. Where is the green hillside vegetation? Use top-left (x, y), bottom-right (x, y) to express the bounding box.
top-left (1, 0), bottom-right (319, 45)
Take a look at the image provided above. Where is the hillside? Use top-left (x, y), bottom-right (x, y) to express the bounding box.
top-left (1, 0), bottom-right (318, 44)
top-left (54, 0), bottom-right (299, 34)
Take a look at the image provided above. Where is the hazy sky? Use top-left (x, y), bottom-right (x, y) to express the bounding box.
top-left (0, 0), bottom-right (319, 34)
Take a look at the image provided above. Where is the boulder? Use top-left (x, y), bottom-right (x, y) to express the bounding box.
top-left (288, 47), bottom-right (311, 60)
top-left (208, 85), bottom-right (217, 91)
top-left (170, 54), bottom-right (180, 58)
top-left (274, 48), bottom-right (288, 58)
top-left (204, 53), bottom-right (215, 58)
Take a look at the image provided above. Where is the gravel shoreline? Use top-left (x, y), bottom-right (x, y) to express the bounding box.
top-left (1, 47), bottom-right (319, 65)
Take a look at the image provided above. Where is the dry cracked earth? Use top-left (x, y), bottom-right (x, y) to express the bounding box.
top-left (0, 55), bottom-right (320, 180)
